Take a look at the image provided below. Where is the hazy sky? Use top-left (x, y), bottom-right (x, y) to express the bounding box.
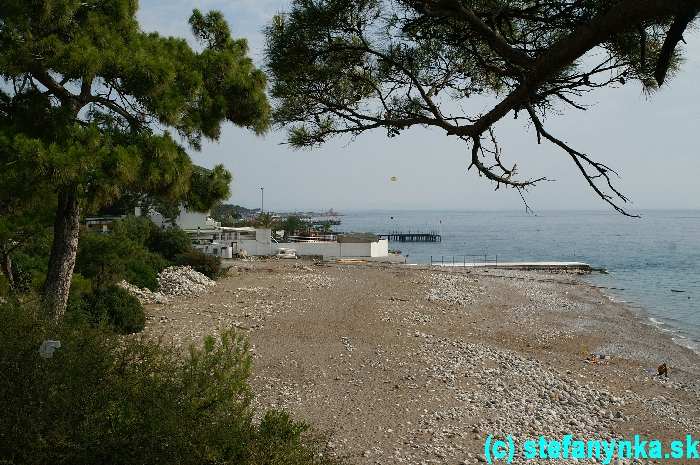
top-left (138, 1), bottom-right (700, 213)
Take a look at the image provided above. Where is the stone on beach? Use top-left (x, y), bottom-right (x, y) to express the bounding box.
top-left (119, 266), bottom-right (215, 304)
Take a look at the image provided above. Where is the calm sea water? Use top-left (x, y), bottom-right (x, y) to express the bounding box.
top-left (340, 210), bottom-right (700, 353)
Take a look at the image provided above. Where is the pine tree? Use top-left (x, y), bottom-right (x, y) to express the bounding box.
top-left (0, 2), bottom-right (270, 318)
top-left (266, 0), bottom-right (699, 216)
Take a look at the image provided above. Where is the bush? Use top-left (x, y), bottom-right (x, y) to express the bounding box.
top-left (175, 250), bottom-right (221, 279)
top-left (0, 302), bottom-right (338, 465)
top-left (10, 230), bottom-right (52, 292)
top-left (6, 261), bottom-right (33, 294)
top-left (111, 215), bottom-right (154, 246)
top-left (76, 232), bottom-right (168, 290)
top-left (147, 226), bottom-right (192, 262)
top-left (66, 272), bottom-right (93, 312)
top-left (122, 255), bottom-right (166, 290)
top-left (84, 285), bottom-right (146, 334)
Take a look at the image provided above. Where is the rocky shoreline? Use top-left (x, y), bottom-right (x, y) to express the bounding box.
top-left (140, 261), bottom-right (699, 465)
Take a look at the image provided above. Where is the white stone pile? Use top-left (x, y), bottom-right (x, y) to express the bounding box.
top-left (118, 281), bottom-right (169, 304)
top-left (119, 266), bottom-right (215, 304)
top-left (157, 266), bottom-right (216, 297)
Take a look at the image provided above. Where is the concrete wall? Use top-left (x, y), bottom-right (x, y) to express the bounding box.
top-left (338, 242), bottom-right (371, 257)
top-left (275, 242), bottom-right (340, 258)
top-left (235, 229), bottom-right (272, 256)
top-left (273, 239), bottom-right (389, 259)
top-left (191, 231), bottom-right (388, 259)
top-left (371, 239), bottom-right (389, 257)
top-left (148, 209), bottom-right (215, 230)
top-left (194, 244), bottom-right (233, 259)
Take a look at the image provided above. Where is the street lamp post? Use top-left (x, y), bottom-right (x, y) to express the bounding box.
top-left (260, 187), bottom-right (264, 214)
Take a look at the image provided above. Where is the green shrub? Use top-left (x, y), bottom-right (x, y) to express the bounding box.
top-left (0, 274), bottom-right (8, 297)
top-left (147, 226), bottom-right (192, 261)
top-left (124, 261), bottom-right (158, 291)
top-left (175, 250), bottom-right (221, 279)
top-left (10, 230), bottom-right (52, 292)
top-left (2, 255), bottom-right (45, 294)
top-left (6, 261), bottom-right (33, 294)
top-left (76, 232), bottom-right (168, 290)
top-left (252, 411), bottom-right (332, 465)
top-left (0, 302), bottom-right (338, 465)
top-left (85, 285), bottom-right (146, 334)
top-left (111, 216), bottom-right (192, 263)
top-left (112, 215), bottom-right (154, 246)
top-left (122, 255), bottom-right (166, 290)
top-left (66, 272), bottom-right (93, 312)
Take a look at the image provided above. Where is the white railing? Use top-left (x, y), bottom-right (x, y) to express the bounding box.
top-left (287, 234), bottom-right (337, 243)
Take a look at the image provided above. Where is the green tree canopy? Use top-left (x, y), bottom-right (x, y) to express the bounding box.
top-left (0, 1), bottom-right (271, 317)
top-left (266, 0), bottom-right (699, 215)
top-left (281, 216), bottom-right (308, 238)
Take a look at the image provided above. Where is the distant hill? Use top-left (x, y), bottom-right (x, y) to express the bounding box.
top-left (211, 204), bottom-right (259, 223)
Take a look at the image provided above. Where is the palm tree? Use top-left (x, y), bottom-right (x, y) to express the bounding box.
top-left (255, 213), bottom-right (275, 229)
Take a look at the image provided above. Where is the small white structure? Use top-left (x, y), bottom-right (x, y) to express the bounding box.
top-left (144, 208), bottom-right (221, 230)
top-left (274, 233), bottom-right (388, 259)
top-left (276, 248), bottom-right (298, 259)
top-left (84, 215), bottom-right (126, 233)
top-left (187, 226), bottom-right (272, 258)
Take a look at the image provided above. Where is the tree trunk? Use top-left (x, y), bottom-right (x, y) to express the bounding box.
top-left (42, 187), bottom-right (81, 320)
top-left (0, 246), bottom-right (15, 291)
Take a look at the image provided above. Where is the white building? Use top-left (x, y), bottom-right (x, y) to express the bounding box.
top-left (83, 215), bottom-right (126, 233)
top-left (144, 209), bottom-right (221, 230)
top-left (273, 233), bottom-right (388, 259)
top-left (137, 206), bottom-right (253, 258)
top-left (188, 226), bottom-right (272, 258)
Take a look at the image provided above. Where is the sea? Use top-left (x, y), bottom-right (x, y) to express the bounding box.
top-left (340, 210), bottom-right (700, 354)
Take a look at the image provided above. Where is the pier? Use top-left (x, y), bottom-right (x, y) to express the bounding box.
top-left (379, 232), bottom-right (442, 242)
top-left (429, 255), bottom-right (596, 272)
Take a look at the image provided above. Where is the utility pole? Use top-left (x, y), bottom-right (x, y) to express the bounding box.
top-left (260, 187), bottom-right (264, 214)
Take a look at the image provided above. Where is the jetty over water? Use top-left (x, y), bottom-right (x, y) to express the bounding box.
top-left (379, 232), bottom-right (442, 242)
top-left (432, 260), bottom-right (596, 273)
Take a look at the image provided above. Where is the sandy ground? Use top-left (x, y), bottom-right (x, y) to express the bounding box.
top-left (141, 260), bottom-right (700, 465)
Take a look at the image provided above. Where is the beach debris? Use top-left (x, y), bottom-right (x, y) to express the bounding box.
top-left (39, 340), bottom-right (61, 359)
top-left (657, 363), bottom-right (669, 378)
top-left (236, 287), bottom-right (266, 294)
top-left (335, 258), bottom-right (366, 264)
top-left (276, 248), bottom-right (297, 259)
top-left (413, 331), bottom-right (432, 338)
top-left (292, 264), bottom-right (314, 272)
top-left (585, 353), bottom-right (610, 365)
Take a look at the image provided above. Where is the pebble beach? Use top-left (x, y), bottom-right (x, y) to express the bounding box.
top-left (139, 260), bottom-right (700, 465)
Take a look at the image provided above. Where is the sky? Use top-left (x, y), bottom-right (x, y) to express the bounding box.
top-left (138, 1), bottom-right (700, 213)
